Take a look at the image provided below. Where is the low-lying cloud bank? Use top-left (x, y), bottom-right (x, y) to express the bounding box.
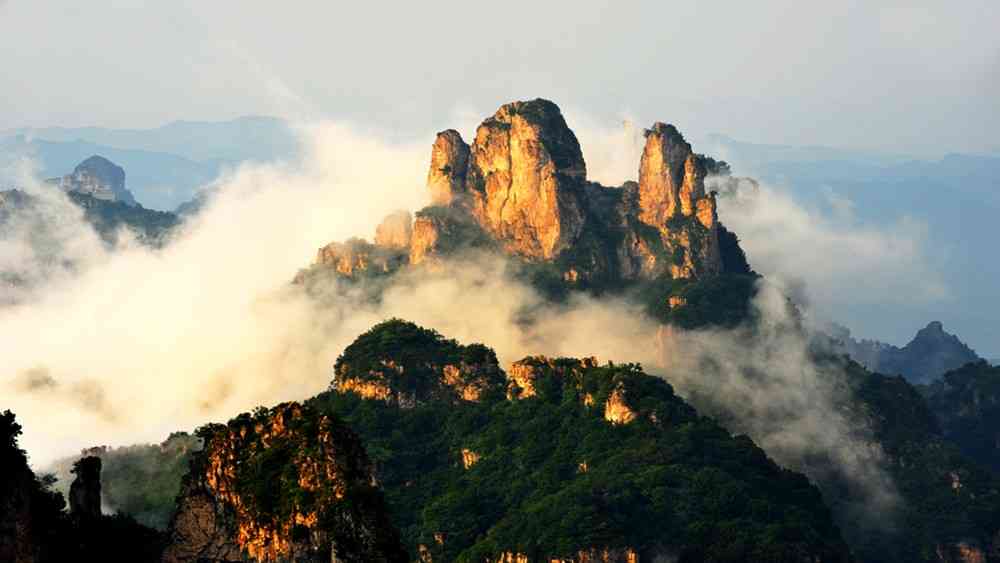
top-left (1, 116), bottom-right (947, 534)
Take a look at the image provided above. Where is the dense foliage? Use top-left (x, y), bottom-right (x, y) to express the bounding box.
top-left (311, 322), bottom-right (851, 562)
top-left (921, 360), bottom-right (1000, 473)
top-left (334, 319), bottom-right (504, 401)
top-left (50, 432), bottom-right (202, 529)
top-left (67, 191), bottom-right (178, 246)
top-left (183, 402), bottom-right (408, 562)
top-left (0, 410), bottom-right (165, 562)
top-left (835, 360), bottom-right (1000, 561)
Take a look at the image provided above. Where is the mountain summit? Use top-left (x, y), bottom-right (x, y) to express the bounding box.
top-left (46, 155), bottom-right (138, 206)
top-left (834, 320), bottom-right (980, 384)
top-left (299, 99), bottom-right (750, 289)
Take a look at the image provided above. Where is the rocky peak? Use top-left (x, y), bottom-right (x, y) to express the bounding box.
top-left (638, 122), bottom-right (716, 228)
top-left (303, 98), bottom-right (744, 289)
top-left (638, 122), bottom-right (691, 225)
top-left (464, 98), bottom-right (587, 259)
top-left (161, 403), bottom-right (406, 563)
top-left (48, 155), bottom-right (138, 207)
top-left (69, 456), bottom-right (102, 520)
top-left (427, 130), bottom-right (470, 206)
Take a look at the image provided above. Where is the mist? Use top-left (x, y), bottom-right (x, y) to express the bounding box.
top-left (0, 116), bottom-right (921, 539)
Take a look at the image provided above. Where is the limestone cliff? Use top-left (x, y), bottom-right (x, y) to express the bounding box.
top-left (299, 98), bottom-right (744, 288)
top-left (160, 403), bottom-right (406, 563)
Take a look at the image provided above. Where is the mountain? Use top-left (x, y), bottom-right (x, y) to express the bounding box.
top-left (833, 359), bottom-right (1000, 562)
top-left (1, 116), bottom-right (299, 210)
top-left (44, 155), bottom-right (138, 206)
top-left (0, 136), bottom-right (220, 211)
top-left (921, 361), bottom-right (1000, 474)
top-left (4, 115), bottom-right (299, 164)
top-left (161, 402), bottom-right (407, 563)
top-left (296, 99), bottom-right (756, 328)
top-left (308, 320), bottom-right (851, 561)
top-left (832, 321), bottom-right (981, 384)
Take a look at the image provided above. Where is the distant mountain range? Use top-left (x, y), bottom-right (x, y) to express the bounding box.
top-left (830, 321), bottom-right (981, 384)
top-left (702, 134), bottom-right (1000, 360)
top-left (0, 116), bottom-right (299, 211)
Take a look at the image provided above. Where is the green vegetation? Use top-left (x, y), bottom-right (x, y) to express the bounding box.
top-left (0, 410), bottom-right (164, 562)
top-left (67, 191), bottom-right (178, 246)
top-left (633, 273), bottom-right (760, 329)
top-left (188, 402), bottom-right (408, 562)
top-left (334, 319), bottom-right (505, 402)
top-left (835, 359), bottom-right (1000, 561)
top-left (51, 432), bottom-right (201, 529)
top-left (310, 322), bottom-right (851, 562)
top-left (921, 360), bottom-right (1000, 473)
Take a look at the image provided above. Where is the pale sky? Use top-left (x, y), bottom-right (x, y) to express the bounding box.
top-left (1, 0), bottom-right (997, 155)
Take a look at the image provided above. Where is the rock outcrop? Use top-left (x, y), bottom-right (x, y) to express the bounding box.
top-left (426, 129), bottom-right (470, 206)
top-left (299, 98), bottom-right (744, 288)
top-left (464, 99), bottom-right (587, 260)
top-left (374, 210), bottom-right (413, 249)
top-left (68, 456), bottom-right (102, 521)
top-left (161, 403), bottom-right (407, 563)
top-left (46, 156), bottom-right (138, 206)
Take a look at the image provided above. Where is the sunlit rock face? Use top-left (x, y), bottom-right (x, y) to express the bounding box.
top-left (310, 238), bottom-right (406, 278)
top-left (160, 403), bottom-right (406, 563)
top-left (46, 155), bottom-right (139, 206)
top-left (427, 129), bottom-right (471, 207)
top-left (465, 99), bottom-right (587, 260)
top-left (298, 98), bottom-right (742, 287)
top-left (374, 210), bottom-right (413, 249)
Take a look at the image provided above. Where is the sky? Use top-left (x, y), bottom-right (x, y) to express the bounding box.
top-left (1, 0), bottom-right (998, 155)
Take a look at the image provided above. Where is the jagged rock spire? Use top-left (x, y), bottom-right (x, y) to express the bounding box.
top-left (69, 456), bottom-right (102, 520)
top-left (638, 122), bottom-right (706, 225)
top-left (427, 130), bottom-right (469, 206)
top-left (309, 98), bottom-right (740, 287)
top-left (463, 98), bottom-right (586, 260)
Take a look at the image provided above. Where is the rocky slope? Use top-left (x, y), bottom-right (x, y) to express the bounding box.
top-left (310, 319), bottom-right (853, 562)
top-left (833, 321), bottom-right (981, 384)
top-left (161, 402), bottom-right (407, 563)
top-left (298, 99), bottom-right (750, 291)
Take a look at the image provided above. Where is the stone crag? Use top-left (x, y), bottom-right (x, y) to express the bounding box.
top-left (298, 99), bottom-right (744, 287)
top-left (68, 456), bottom-right (102, 521)
top-left (160, 402), bottom-right (406, 563)
top-left (46, 155), bottom-right (138, 206)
